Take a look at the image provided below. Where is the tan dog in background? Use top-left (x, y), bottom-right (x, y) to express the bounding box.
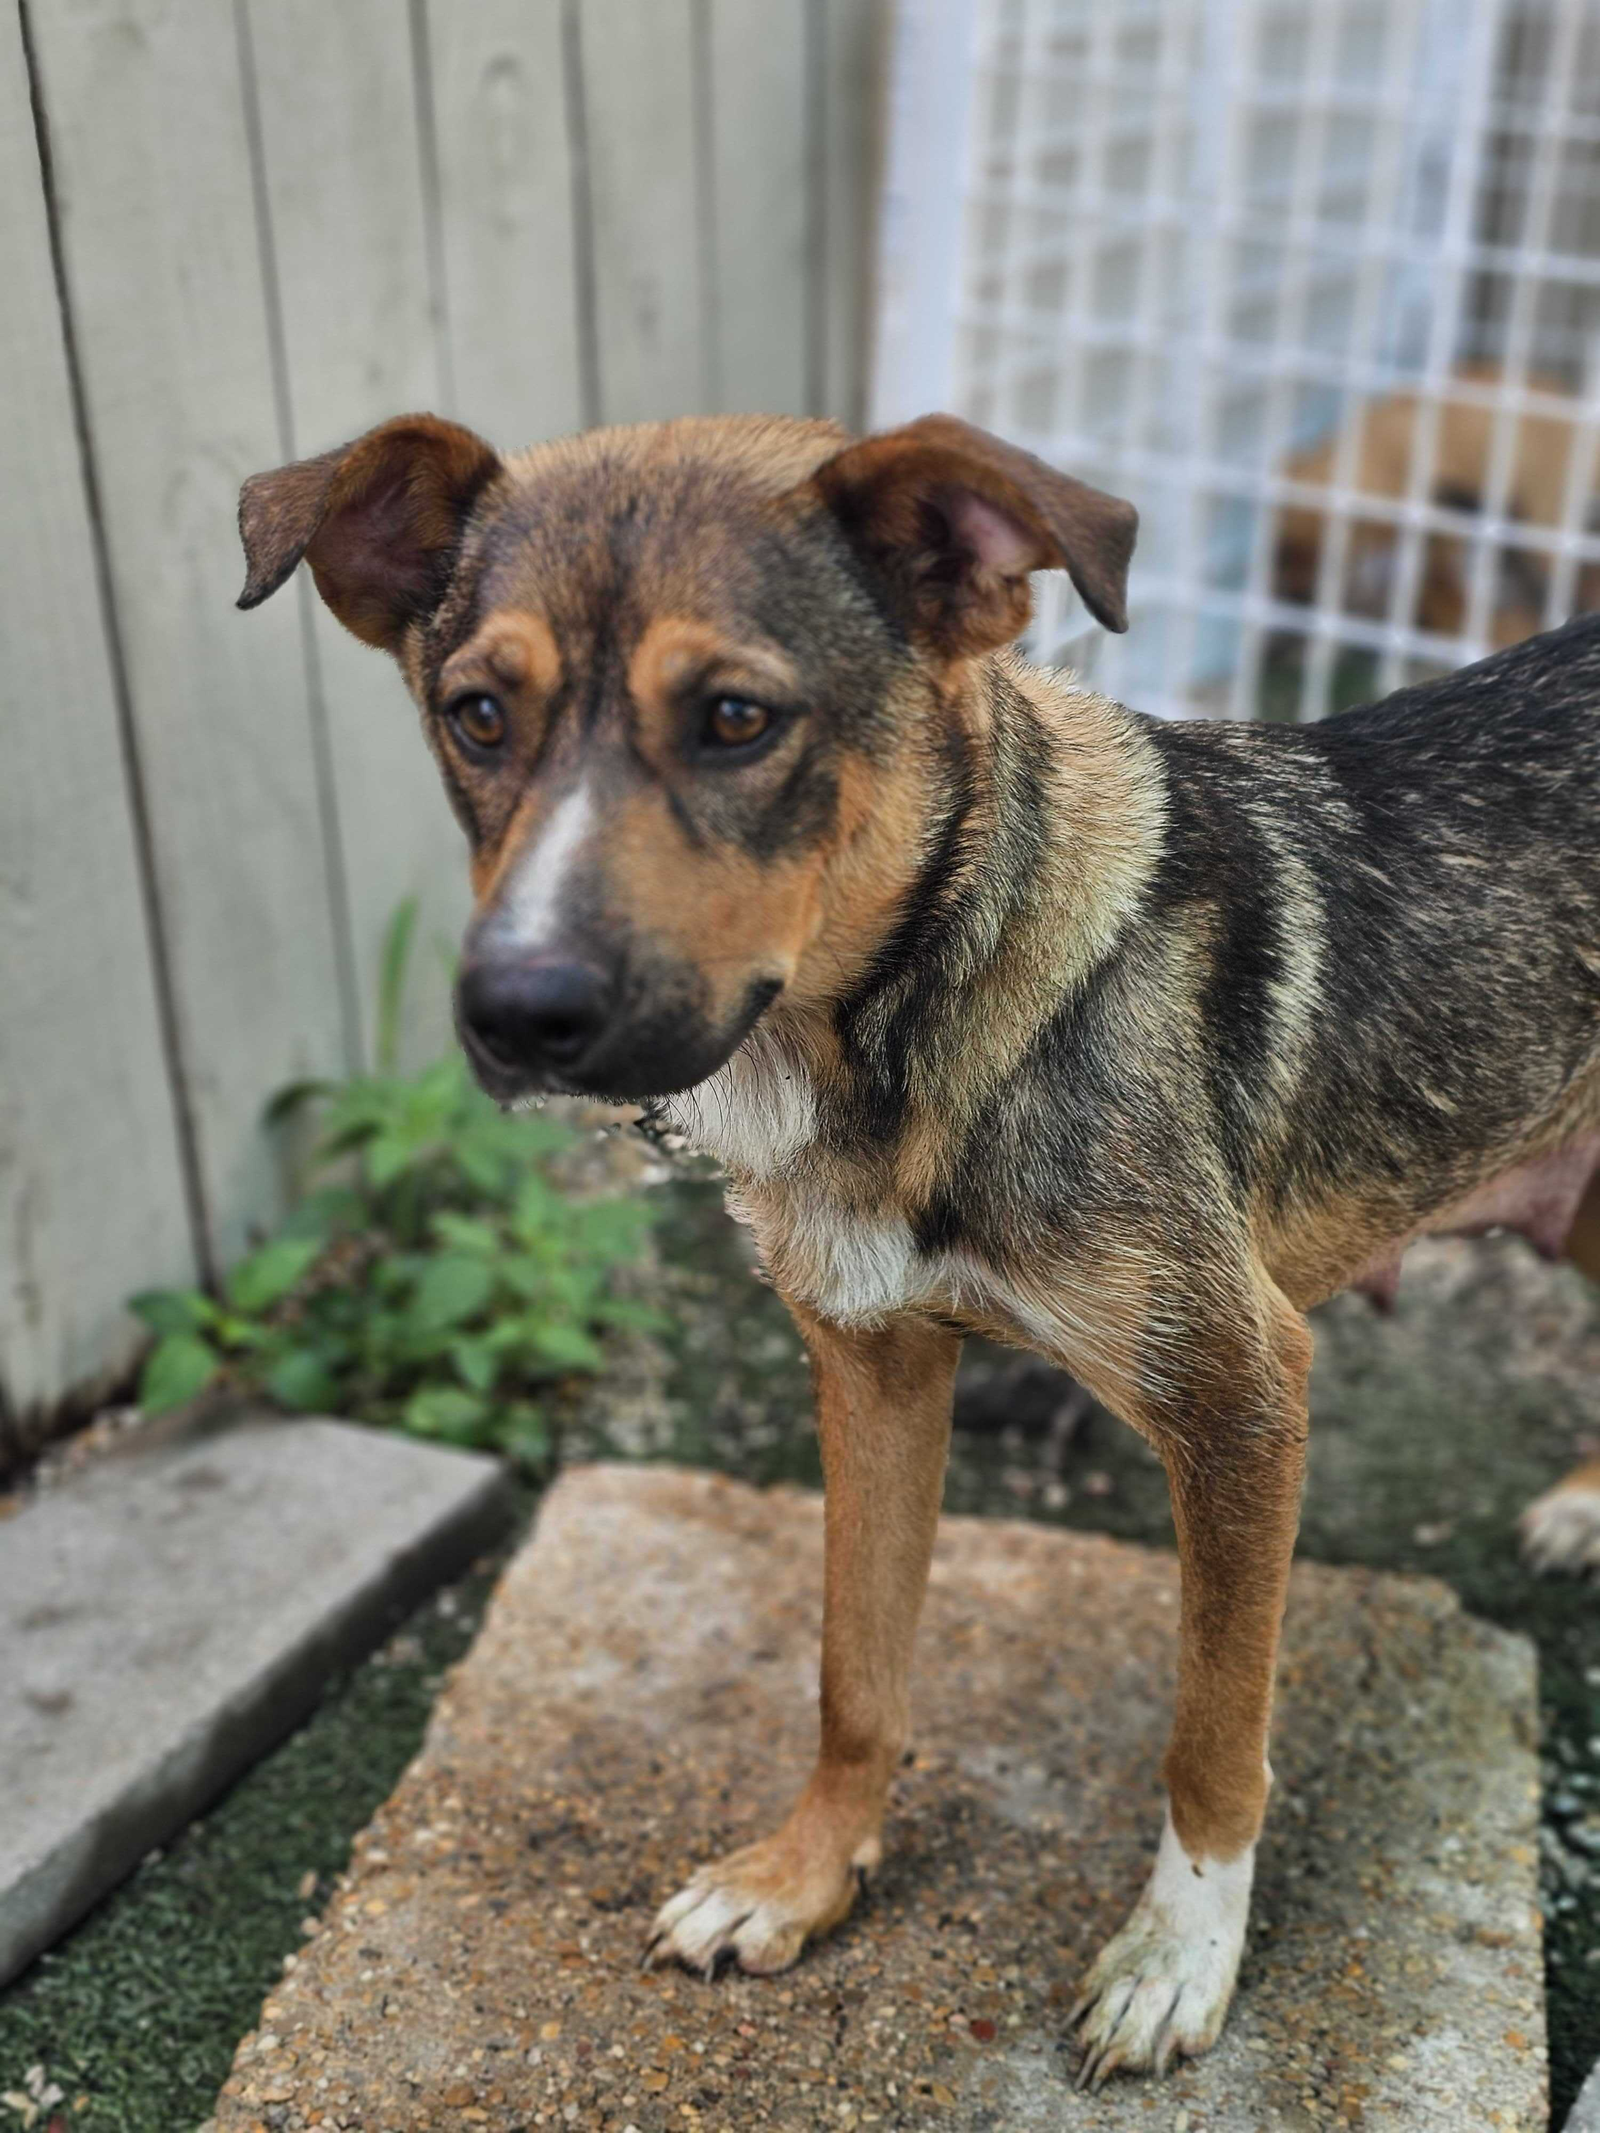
top-left (238, 407), bottom-right (1600, 2085)
top-left (1274, 363), bottom-right (1600, 645)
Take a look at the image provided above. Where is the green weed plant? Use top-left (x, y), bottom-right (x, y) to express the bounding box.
top-left (128, 903), bottom-right (655, 1468)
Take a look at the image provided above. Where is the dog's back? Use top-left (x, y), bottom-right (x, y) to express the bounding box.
top-left (1136, 616), bottom-right (1600, 1301)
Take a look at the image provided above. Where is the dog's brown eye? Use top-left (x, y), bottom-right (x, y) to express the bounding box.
top-left (705, 697), bottom-right (772, 749)
top-left (449, 692), bottom-right (506, 751)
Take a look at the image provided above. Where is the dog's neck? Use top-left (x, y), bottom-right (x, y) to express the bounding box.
top-left (670, 650), bottom-right (1166, 1191)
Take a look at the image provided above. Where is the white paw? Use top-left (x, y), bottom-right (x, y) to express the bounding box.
top-left (1071, 1808), bottom-right (1253, 2086)
top-left (1520, 1483), bottom-right (1600, 1575)
top-left (645, 1832), bottom-right (862, 1978)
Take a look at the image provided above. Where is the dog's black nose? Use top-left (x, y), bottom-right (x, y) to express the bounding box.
top-left (457, 957), bottom-right (612, 1073)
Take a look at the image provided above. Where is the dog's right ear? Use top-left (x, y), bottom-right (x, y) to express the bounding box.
top-left (237, 414), bottom-right (501, 652)
top-left (811, 413), bottom-right (1137, 659)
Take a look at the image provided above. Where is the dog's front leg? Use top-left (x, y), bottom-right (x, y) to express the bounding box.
top-left (1073, 1290), bottom-right (1312, 2084)
top-left (647, 1307), bottom-right (960, 1977)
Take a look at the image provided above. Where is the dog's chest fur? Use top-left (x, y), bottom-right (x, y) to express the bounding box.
top-left (663, 1045), bottom-right (923, 1322)
top-left (662, 1039), bottom-right (1057, 1344)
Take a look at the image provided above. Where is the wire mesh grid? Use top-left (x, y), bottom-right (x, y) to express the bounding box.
top-left (883, 0), bottom-right (1600, 719)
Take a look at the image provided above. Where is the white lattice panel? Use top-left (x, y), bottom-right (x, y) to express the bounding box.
top-left (875, 0), bottom-right (1600, 719)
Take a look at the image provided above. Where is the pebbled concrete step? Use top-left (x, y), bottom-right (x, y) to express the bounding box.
top-left (210, 1462), bottom-right (1545, 2131)
top-left (1, 1412), bottom-right (514, 1987)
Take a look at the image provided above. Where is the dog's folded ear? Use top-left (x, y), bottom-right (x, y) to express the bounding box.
top-left (811, 413), bottom-right (1137, 656)
top-left (236, 414), bottom-right (501, 651)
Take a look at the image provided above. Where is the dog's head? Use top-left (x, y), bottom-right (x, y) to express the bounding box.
top-left (238, 412), bottom-right (1135, 1101)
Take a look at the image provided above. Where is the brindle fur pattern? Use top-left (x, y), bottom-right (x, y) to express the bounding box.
top-left (238, 408), bottom-right (1600, 2087)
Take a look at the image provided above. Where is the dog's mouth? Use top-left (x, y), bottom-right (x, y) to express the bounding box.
top-left (455, 974), bottom-right (784, 1108)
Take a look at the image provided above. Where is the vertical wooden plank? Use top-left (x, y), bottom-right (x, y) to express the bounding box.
top-left (428, 0), bottom-right (587, 451)
top-left (822, 0), bottom-right (888, 430)
top-left (579, 0), bottom-right (710, 423)
top-left (26, 0), bottom-right (349, 1267)
top-left (708, 0), bottom-right (810, 414)
top-left (0, 5), bottom-right (194, 1417)
top-left (244, 0), bottom-right (469, 1069)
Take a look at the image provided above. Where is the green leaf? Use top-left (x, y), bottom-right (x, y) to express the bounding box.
top-left (365, 1130), bottom-right (421, 1191)
top-left (528, 1320), bottom-right (605, 1372)
top-left (501, 1252), bottom-right (561, 1303)
top-left (263, 1076), bottom-right (335, 1127)
top-left (214, 1313), bottom-right (271, 1350)
top-left (403, 1385), bottom-right (490, 1444)
top-left (279, 1185), bottom-right (360, 1245)
top-left (511, 1172), bottom-right (559, 1243)
top-left (128, 1288), bottom-right (217, 1338)
top-left (410, 1252), bottom-right (495, 1334)
top-left (376, 897), bottom-right (419, 1077)
top-left (430, 1211), bottom-right (501, 1256)
top-left (500, 1402), bottom-right (550, 1469)
top-left (455, 1136), bottom-right (513, 1197)
top-left (264, 1346), bottom-right (339, 1412)
top-left (227, 1235), bottom-right (324, 1313)
top-left (451, 1334), bottom-right (501, 1394)
top-left (140, 1332), bottom-right (221, 1414)
top-left (483, 1316), bottom-right (533, 1354)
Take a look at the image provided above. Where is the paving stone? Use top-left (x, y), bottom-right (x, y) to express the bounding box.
top-left (1, 1412), bottom-right (513, 1986)
top-left (1566, 2058), bottom-right (1600, 2130)
top-left (211, 1462), bottom-right (1545, 2132)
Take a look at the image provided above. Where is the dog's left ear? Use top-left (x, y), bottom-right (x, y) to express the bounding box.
top-left (237, 413), bottom-right (501, 651)
top-left (811, 413), bottom-right (1137, 657)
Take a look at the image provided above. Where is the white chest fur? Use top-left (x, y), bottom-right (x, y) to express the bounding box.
top-left (663, 1040), bottom-right (1070, 1345)
top-left (663, 1037), bottom-right (932, 1324)
top-left (664, 1028), bottom-right (817, 1181)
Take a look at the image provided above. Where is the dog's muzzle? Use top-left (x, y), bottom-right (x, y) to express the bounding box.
top-left (454, 945), bottom-right (779, 1103)
top-left (456, 955), bottom-right (613, 1093)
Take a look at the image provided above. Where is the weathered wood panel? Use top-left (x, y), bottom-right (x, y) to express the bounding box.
top-left (579, 0), bottom-right (711, 424)
top-left (821, 0), bottom-right (885, 429)
top-left (4, 0), bottom-right (886, 1421)
top-left (243, 0), bottom-right (469, 1069)
top-left (26, 0), bottom-right (351, 1267)
top-left (0, 5), bottom-right (194, 1429)
top-left (428, 0), bottom-right (589, 450)
top-left (707, 0), bottom-right (812, 415)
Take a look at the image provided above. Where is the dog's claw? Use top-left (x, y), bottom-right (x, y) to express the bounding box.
top-left (1068, 1810), bottom-right (1251, 2083)
top-left (646, 1828), bottom-right (863, 1980)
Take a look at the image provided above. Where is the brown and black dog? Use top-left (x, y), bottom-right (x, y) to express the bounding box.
top-left (238, 408), bottom-right (1600, 2084)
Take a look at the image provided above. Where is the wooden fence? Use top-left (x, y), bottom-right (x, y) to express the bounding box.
top-left (0, 0), bottom-right (885, 1449)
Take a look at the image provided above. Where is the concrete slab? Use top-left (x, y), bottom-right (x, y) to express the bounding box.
top-left (1566, 2059), bottom-right (1600, 2130)
top-left (210, 1463), bottom-right (1545, 2131)
top-left (1, 1413), bottom-right (513, 1986)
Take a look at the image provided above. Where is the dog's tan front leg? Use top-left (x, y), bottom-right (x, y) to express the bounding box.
top-left (647, 1308), bottom-right (960, 1977)
top-left (1074, 1291), bottom-right (1311, 2084)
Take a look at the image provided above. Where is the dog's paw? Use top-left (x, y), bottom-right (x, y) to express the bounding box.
top-left (1070, 1810), bottom-right (1252, 2087)
top-left (645, 1822), bottom-right (868, 1979)
top-left (1520, 1474), bottom-right (1600, 1575)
